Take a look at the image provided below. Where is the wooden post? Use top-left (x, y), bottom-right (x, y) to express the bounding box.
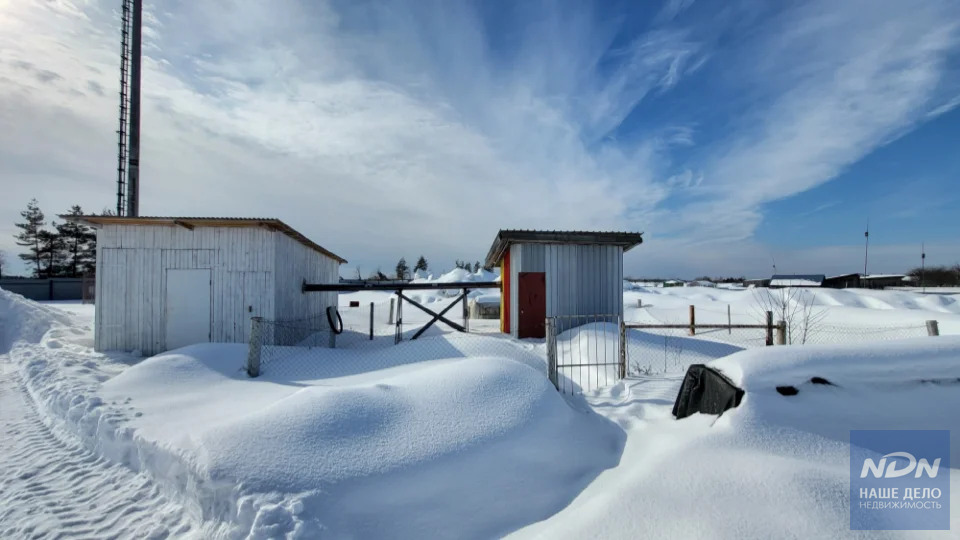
top-left (637, 298), bottom-right (642, 308)
top-left (546, 318), bottom-right (558, 390)
top-left (369, 302), bottom-right (374, 340)
top-left (689, 305), bottom-right (696, 336)
top-left (926, 320), bottom-right (940, 336)
top-left (388, 297), bottom-right (395, 324)
top-left (462, 288), bottom-right (469, 333)
top-left (765, 311), bottom-right (773, 346)
top-left (727, 304), bottom-right (732, 334)
top-left (776, 320), bottom-right (786, 345)
top-left (619, 317), bottom-right (627, 379)
top-left (246, 317), bottom-right (262, 377)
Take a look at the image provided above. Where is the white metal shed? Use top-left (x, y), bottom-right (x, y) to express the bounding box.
top-left (65, 216), bottom-right (345, 355)
top-left (484, 230), bottom-right (644, 338)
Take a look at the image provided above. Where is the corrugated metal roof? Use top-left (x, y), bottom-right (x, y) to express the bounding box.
top-left (59, 215), bottom-right (347, 264)
top-left (484, 229), bottom-right (643, 267)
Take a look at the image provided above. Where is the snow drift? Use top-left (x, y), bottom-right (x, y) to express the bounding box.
top-left (514, 336), bottom-right (960, 539)
top-left (101, 337), bottom-right (624, 538)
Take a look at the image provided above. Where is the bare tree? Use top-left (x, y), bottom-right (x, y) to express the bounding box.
top-left (752, 287), bottom-right (827, 344)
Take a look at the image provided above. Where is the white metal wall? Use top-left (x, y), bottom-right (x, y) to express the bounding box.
top-left (507, 242), bottom-right (623, 337)
top-left (273, 232), bottom-right (339, 320)
top-left (94, 224), bottom-right (340, 355)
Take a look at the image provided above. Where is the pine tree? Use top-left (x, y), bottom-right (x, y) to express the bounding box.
top-left (395, 257), bottom-right (410, 280)
top-left (0, 250), bottom-right (6, 278)
top-left (56, 206), bottom-right (96, 277)
top-left (38, 228), bottom-right (67, 277)
top-left (473, 261), bottom-right (481, 273)
top-left (14, 199), bottom-right (45, 277)
top-left (414, 255), bottom-right (428, 273)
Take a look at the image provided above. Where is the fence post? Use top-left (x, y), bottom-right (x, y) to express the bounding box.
top-left (546, 318), bottom-right (558, 390)
top-left (637, 298), bottom-right (642, 308)
top-left (369, 302), bottom-right (374, 340)
top-left (776, 320), bottom-right (787, 345)
top-left (246, 316), bottom-right (263, 377)
top-left (926, 320), bottom-right (940, 336)
top-left (727, 304), bottom-right (731, 334)
top-left (765, 310), bottom-right (774, 346)
top-left (689, 305), bottom-right (696, 336)
top-left (619, 317), bottom-right (627, 379)
top-left (388, 297), bottom-right (396, 324)
top-left (463, 288), bottom-right (469, 333)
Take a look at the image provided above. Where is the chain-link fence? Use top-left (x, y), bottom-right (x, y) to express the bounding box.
top-left (248, 293), bottom-right (506, 377)
top-left (789, 322), bottom-right (930, 345)
top-left (246, 312), bottom-right (545, 380)
top-left (624, 325), bottom-right (770, 376)
top-left (247, 314), bottom-right (335, 376)
top-left (623, 319), bottom-right (937, 377)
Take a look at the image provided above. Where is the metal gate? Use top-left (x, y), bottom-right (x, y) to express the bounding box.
top-left (546, 314), bottom-right (624, 394)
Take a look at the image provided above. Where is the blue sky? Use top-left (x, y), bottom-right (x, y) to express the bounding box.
top-left (0, 0), bottom-right (958, 279)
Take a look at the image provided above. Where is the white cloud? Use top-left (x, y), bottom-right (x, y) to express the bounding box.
top-left (0, 0), bottom-right (958, 279)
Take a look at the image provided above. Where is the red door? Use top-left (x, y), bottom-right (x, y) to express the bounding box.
top-left (518, 272), bottom-right (546, 338)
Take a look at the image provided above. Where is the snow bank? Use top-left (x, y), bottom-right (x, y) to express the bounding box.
top-left (101, 335), bottom-right (623, 538)
top-left (0, 287), bottom-right (76, 352)
top-left (711, 336), bottom-right (960, 389)
top-left (514, 337), bottom-right (960, 539)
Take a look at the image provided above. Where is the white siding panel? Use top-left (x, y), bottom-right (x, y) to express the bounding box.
top-left (273, 232), bottom-right (339, 320)
top-left (507, 242), bottom-right (625, 336)
top-left (93, 224), bottom-right (281, 355)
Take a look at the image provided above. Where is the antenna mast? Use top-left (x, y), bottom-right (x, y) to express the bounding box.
top-left (115, 0), bottom-right (132, 215)
top-left (126, 0), bottom-right (142, 217)
top-left (115, 0), bottom-right (142, 217)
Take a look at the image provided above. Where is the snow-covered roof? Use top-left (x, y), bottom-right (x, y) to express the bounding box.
top-left (770, 274), bottom-right (825, 287)
top-left (61, 215), bottom-right (347, 263)
top-left (484, 229), bottom-right (644, 267)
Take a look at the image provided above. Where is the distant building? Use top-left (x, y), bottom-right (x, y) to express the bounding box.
top-left (662, 279), bottom-right (685, 287)
top-left (823, 273), bottom-right (861, 289)
top-left (743, 278), bottom-right (772, 287)
top-left (861, 274), bottom-right (910, 289)
top-left (686, 280), bottom-right (717, 288)
top-left (769, 274), bottom-right (825, 288)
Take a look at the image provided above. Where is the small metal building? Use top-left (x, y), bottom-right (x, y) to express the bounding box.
top-left (484, 230), bottom-right (644, 339)
top-left (65, 216), bottom-right (345, 355)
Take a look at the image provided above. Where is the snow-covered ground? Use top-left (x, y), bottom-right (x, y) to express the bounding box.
top-left (2, 282), bottom-right (960, 538)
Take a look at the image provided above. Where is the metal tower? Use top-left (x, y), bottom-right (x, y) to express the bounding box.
top-left (116, 0), bottom-right (142, 217)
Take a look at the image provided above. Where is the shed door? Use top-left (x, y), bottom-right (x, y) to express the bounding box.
top-left (518, 272), bottom-right (546, 339)
top-left (165, 269), bottom-right (211, 350)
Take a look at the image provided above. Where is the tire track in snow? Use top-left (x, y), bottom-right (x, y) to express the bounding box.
top-left (0, 360), bottom-right (196, 539)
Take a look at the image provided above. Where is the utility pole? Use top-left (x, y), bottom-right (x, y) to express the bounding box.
top-left (921, 243), bottom-right (926, 293)
top-left (863, 222), bottom-right (869, 277)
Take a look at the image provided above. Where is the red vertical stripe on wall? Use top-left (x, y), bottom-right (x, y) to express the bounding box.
top-left (501, 250), bottom-right (510, 333)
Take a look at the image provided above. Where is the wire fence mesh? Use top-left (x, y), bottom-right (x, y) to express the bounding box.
top-left (624, 325), bottom-right (768, 376)
top-left (791, 322), bottom-right (930, 345)
top-left (248, 294), bottom-right (506, 377)
top-left (247, 314), bottom-right (334, 376)
top-left (623, 319), bottom-right (934, 377)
